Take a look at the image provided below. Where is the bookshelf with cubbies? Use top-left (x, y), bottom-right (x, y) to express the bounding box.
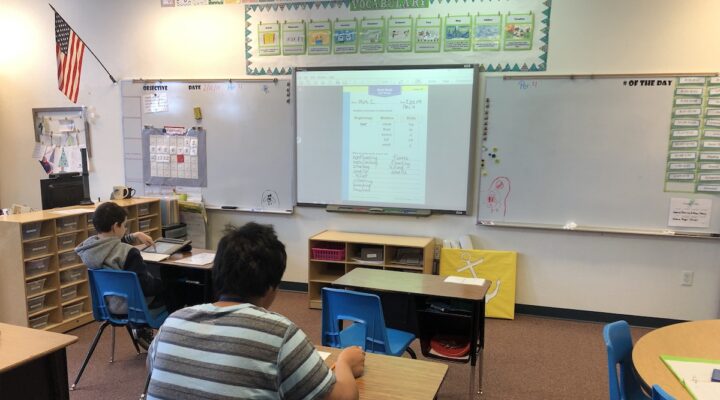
top-left (0, 198), bottom-right (161, 333)
top-left (307, 230), bottom-right (434, 309)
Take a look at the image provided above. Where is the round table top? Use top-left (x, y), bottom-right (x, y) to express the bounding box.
top-left (632, 320), bottom-right (720, 400)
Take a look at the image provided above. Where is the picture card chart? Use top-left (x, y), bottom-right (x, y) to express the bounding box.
top-left (142, 126), bottom-right (207, 187)
top-left (665, 76), bottom-right (720, 193)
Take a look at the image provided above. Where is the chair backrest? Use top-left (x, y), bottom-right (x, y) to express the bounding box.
top-left (603, 320), bottom-right (647, 400)
top-left (321, 288), bottom-right (392, 354)
top-left (88, 269), bottom-right (167, 329)
top-left (651, 385), bottom-right (675, 400)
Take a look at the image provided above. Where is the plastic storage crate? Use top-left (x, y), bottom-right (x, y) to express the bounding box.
top-left (26, 278), bottom-right (47, 296)
top-left (138, 203), bottom-right (150, 216)
top-left (60, 267), bottom-right (83, 284)
top-left (25, 257), bottom-right (50, 277)
top-left (62, 301), bottom-right (84, 319)
top-left (60, 285), bottom-right (78, 302)
top-left (27, 294), bottom-right (46, 313)
top-left (57, 233), bottom-right (77, 251)
top-left (56, 216), bottom-right (79, 233)
top-left (139, 219), bottom-right (151, 231)
top-left (311, 243), bottom-right (346, 261)
top-left (29, 313), bottom-right (49, 329)
top-left (58, 251), bottom-right (81, 268)
top-left (23, 238), bottom-right (51, 259)
top-left (22, 222), bottom-right (42, 240)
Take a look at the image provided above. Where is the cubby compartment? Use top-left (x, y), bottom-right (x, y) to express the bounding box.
top-left (23, 238), bottom-right (52, 259)
top-left (62, 300), bottom-right (85, 320)
top-left (310, 242), bottom-right (346, 261)
top-left (309, 262), bottom-right (346, 282)
top-left (139, 218), bottom-right (152, 231)
top-left (28, 312), bottom-right (50, 329)
top-left (138, 203), bottom-right (151, 216)
top-left (60, 266), bottom-right (84, 284)
top-left (58, 251), bottom-right (82, 268)
top-left (27, 294), bottom-right (46, 313)
top-left (60, 284), bottom-right (78, 302)
top-left (25, 256), bottom-right (51, 277)
top-left (26, 277), bottom-right (47, 296)
top-left (56, 216), bottom-right (79, 233)
top-left (21, 222), bottom-right (42, 240)
top-left (57, 232), bottom-right (78, 251)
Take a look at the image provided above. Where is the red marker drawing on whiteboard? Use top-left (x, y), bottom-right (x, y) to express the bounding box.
top-left (486, 177), bottom-right (511, 216)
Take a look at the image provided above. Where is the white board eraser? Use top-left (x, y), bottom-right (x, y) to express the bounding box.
top-left (459, 235), bottom-right (474, 250)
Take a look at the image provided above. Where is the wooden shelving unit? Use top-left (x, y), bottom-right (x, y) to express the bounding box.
top-left (307, 230), bottom-right (434, 309)
top-left (0, 198), bottom-right (161, 333)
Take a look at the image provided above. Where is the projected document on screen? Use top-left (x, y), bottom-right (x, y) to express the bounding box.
top-left (343, 85), bottom-right (428, 204)
top-left (296, 65), bottom-right (477, 213)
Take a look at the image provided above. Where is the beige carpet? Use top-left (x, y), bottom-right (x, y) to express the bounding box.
top-left (65, 290), bottom-right (652, 399)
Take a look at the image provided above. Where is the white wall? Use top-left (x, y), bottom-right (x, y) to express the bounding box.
top-left (1, 0), bottom-right (719, 320)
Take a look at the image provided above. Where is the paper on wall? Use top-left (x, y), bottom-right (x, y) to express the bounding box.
top-left (668, 198), bottom-right (711, 228)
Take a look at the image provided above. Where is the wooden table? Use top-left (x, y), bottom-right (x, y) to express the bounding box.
top-left (0, 322), bottom-right (78, 399)
top-left (633, 320), bottom-right (720, 400)
top-left (317, 345), bottom-right (448, 399)
top-left (333, 268), bottom-right (491, 397)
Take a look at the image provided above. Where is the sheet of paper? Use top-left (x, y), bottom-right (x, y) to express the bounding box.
top-left (31, 143), bottom-right (44, 160)
top-left (317, 351), bottom-right (331, 360)
top-left (444, 276), bottom-right (486, 286)
top-left (668, 198), bottom-right (712, 228)
top-left (173, 252), bottom-right (216, 266)
top-left (50, 208), bottom-right (92, 216)
top-left (140, 252), bottom-right (171, 262)
top-left (662, 356), bottom-right (720, 400)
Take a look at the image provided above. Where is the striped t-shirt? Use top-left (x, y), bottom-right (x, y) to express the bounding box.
top-left (147, 303), bottom-right (335, 400)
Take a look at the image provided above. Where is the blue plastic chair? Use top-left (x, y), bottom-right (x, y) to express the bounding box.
top-left (321, 287), bottom-right (416, 358)
top-left (651, 385), bottom-right (675, 400)
top-left (603, 320), bottom-right (651, 400)
top-left (71, 269), bottom-right (168, 391)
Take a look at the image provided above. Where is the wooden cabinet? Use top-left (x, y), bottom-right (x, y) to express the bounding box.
top-left (308, 230), bottom-right (434, 309)
top-left (0, 199), bottom-right (161, 333)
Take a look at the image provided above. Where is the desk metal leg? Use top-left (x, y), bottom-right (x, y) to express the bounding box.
top-left (472, 298), bottom-right (486, 397)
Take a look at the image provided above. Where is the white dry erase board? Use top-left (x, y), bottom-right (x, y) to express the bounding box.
top-left (478, 75), bottom-right (720, 236)
top-left (120, 79), bottom-right (294, 212)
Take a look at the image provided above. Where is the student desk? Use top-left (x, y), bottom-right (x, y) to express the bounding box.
top-left (317, 345), bottom-right (448, 399)
top-left (632, 320), bottom-right (720, 400)
top-left (332, 268), bottom-right (491, 397)
top-left (148, 248), bottom-right (216, 309)
top-left (0, 322), bottom-right (78, 399)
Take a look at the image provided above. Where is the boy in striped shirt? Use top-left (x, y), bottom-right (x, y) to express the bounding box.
top-left (147, 222), bottom-right (364, 400)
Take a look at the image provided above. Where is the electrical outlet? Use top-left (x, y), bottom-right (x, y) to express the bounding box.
top-left (681, 270), bottom-right (694, 286)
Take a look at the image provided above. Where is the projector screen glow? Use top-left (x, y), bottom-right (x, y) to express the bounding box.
top-left (295, 65), bottom-right (477, 214)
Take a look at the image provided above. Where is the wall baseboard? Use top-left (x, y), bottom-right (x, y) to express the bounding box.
top-left (279, 282), bottom-right (684, 328)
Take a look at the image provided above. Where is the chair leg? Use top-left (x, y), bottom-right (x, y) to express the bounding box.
top-left (110, 326), bottom-right (116, 363)
top-left (126, 325), bottom-right (142, 354)
top-left (405, 347), bottom-right (417, 359)
top-left (139, 372), bottom-right (152, 399)
top-left (71, 321), bottom-right (111, 390)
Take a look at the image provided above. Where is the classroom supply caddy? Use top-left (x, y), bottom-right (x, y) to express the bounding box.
top-left (307, 230), bottom-right (434, 309)
top-left (0, 198), bottom-right (161, 333)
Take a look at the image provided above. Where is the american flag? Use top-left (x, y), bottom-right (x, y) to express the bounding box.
top-left (55, 12), bottom-right (85, 103)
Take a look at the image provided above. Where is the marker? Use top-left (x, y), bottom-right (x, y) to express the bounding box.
top-left (221, 205), bottom-right (238, 210)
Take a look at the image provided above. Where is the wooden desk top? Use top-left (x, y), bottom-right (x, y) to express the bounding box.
top-left (633, 320), bottom-right (720, 400)
top-left (333, 268), bottom-right (491, 301)
top-left (156, 248), bottom-right (215, 270)
top-left (0, 323), bottom-right (78, 373)
top-left (317, 346), bottom-right (447, 400)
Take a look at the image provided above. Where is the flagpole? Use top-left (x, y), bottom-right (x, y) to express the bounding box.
top-left (49, 4), bottom-right (117, 84)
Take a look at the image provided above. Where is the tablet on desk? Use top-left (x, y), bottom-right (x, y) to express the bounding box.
top-left (142, 238), bottom-right (192, 255)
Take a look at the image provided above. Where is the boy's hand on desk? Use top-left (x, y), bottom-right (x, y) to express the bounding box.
top-left (132, 232), bottom-right (155, 247)
top-left (337, 346), bottom-right (365, 378)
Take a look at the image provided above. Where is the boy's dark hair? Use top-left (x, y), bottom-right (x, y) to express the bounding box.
top-left (92, 202), bottom-right (128, 233)
top-left (213, 222), bottom-right (287, 300)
